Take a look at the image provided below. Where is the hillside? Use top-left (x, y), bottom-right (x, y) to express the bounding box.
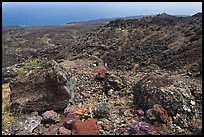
top-left (2, 13), bottom-right (202, 135)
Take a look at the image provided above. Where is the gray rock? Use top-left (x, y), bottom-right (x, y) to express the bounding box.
top-left (129, 121), bottom-right (160, 135)
top-left (194, 126), bottom-right (202, 135)
top-left (105, 73), bottom-right (125, 90)
top-left (94, 102), bottom-right (110, 118)
top-left (172, 113), bottom-right (189, 128)
top-left (42, 110), bottom-right (60, 123)
top-left (10, 112), bottom-right (42, 135)
top-left (133, 72), bottom-right (197, 116)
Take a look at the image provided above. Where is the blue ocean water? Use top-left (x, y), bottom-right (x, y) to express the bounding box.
top-left (2, 3), bottom-right (126, 27)
top-left (2, 2), bottom-right (201, 27)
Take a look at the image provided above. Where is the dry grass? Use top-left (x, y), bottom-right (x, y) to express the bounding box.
top-left (2, 83), bottom-right (17, 135)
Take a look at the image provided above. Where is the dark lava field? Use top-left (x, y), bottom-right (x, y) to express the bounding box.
top-left (2, 13), bottom-right (202, 135)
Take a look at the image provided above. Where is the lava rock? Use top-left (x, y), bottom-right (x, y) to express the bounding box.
top-left (2, 67), bottom-right (18, 84)
top-left (10, 112), bottom-right (42, 135)
top-left (64, 105), bottom-right (76, 115)
top-left (194, 126), bottom-right (202, 135)
top-left (172, 113), bottom-right (188, 128)
top-left (9, 61), bottom-right (72, 112)
top-left (129, 121), bottom-right (160, 135)
top-left (133, 72), bottom-right (197, 116)
top-left (42, 110), bottom-right (60, 123)
top-left (58, 127), bottom-right (72, 135)
top-left (63, 112), bottom-right (79, 129)
top-left (94, 102), bottom-right (110, 118)
top-left (104, 73), bottom-right (125, 90)
top-left (136, 109), bottom-right (145, 116)
top-left (72, 118), bottom-right (100, 135)
top-left (146, 104), bottom-right (171, 124)
top-left (33, 124), bottom-right (48, 135)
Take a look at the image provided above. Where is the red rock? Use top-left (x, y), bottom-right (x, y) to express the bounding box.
top-left (58, 127), bottom-right (71, 135)
top-left (72, 118), bottom-right (100, 135)
top-left (64, 112), bottom-right (79, 129)
top-left (152, 104), bottom-right (171, 124)
top-left (146, 104), bottom-right (171, 124)
top-left (96, 68), bottom-right (107, 79)
top-left (73, 108), bottom-right (89, 118)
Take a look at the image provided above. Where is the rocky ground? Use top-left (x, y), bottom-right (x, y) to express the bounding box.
top-left (2, 13), bottom-right (202, 135)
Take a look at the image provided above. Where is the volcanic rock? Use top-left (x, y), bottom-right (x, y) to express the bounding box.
top-left (129, 121), bottom-right (160, 135)
top-left (72, 118), bottom-right (100, 135)
top-left (10, 112), bottom-right (42, 135)
top-left (146, 104), bottom-right (171, 124)
top-left (41, 110), bottom-right (60, 123)
top-left (9, 61), bottom-right (73, 112)
top-left (133, 72), bottom-right (198, 116)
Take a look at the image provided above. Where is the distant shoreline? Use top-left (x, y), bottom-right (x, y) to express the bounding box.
top-left (2, 13), bottom-right (192, 31)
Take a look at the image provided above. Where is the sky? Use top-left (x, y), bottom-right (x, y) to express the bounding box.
top-left (2, 2), bottom-right (202, 27)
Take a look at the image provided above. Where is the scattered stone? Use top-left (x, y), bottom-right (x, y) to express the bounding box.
top-left (105, 73), bottom-right (125, 90)
top-left (10, 112), bottom-right (42, 135)
top-left (101, 119), bottom-right (110, 130)
top-left (72, 118), bottom-right (100, 135)
top-left (42, 110), bottom-right (60, 123)
top-left (94, 102), bottom-right (110, 118)
top-left (193, 126), bottom-right (202, 135)
top-left (172, 113), bottom-right (188, 128)
top-left (64, 105), bottom-right (76, 115)
top-left (129, 121), bottom-right (160, 135)
top-left (146, 104), bottom-right (171, 124)
top-left (2, 67), bottom-right (18, 84)
top-left (95, 68), bottom-right (107, 79)
top-left (46, 123), bottom-right (63, 135)
top-left (33, 124), bottom-right (48, 135)
top-left (63, 112), bottom-right (79, 129)
top-left (136, 109), bottom-right (144, 116)
top-left (58, 127), bottom-right (72, 135)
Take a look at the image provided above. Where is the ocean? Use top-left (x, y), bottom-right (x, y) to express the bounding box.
top-left (2, 2), bottom-right (200, 27)
top-left (2, 3), bottom-right (126, 27)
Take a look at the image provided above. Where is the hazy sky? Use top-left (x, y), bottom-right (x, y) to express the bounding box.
top-left (2, 2), bottom-right (202, 27)
top-left (3, 2), bottom-right (202, 16)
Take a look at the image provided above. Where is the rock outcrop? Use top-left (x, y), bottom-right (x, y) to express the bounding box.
top-left (9, 61), bottom-right (75, 112)
top-left (133, 72), bottom-right (199, 116)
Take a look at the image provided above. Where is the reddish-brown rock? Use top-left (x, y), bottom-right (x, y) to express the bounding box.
top-left (146, 104), bottom-right (171, 124)
top-left (9, 65), bottom-right (72, 112)
top-left (96, 68), bottom-right (107, 79)
top-left (72, 118), bottom-right (100, 135)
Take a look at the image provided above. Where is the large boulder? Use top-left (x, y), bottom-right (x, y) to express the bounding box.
top-left (9, 60), bottom-right (76, 112)
top-left (133, 72), bottom-right (199, 116)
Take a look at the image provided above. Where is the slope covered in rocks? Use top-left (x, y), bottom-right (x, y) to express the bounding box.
top-left (2, 13), bottom-right (202, 135)
top-left (62, 13), bottom-right (202, 76)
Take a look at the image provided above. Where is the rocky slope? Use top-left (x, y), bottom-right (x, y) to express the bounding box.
top-left (2, 13), bottom-right (202, 135)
